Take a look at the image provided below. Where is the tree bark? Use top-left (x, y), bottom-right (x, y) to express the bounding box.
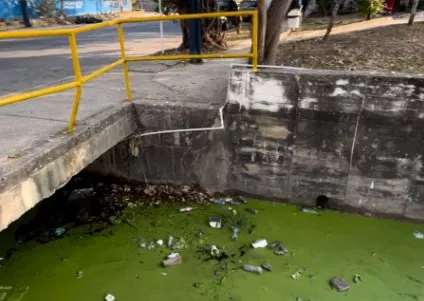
top-left (178, 0), bottom-right (226, 50)
top-left (60, 0), bottom-right (65, 17)
top-left (262, 0), bottom-right (293, 65)
top-left (19, 0), bottom-right (32, 28)
top-left (408, 0), bottom-right (419, 25)
top-left (257, 0), bottom-right (268, 62)
top-left (323, 0), bottom-right (342, 40)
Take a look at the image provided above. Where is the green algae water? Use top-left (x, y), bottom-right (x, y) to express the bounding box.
top-left (1, 198), bottom-right (424, 301)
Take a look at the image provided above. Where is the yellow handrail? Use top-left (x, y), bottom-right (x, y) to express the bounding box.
top-left (0, 11), bottom-right (258, 132)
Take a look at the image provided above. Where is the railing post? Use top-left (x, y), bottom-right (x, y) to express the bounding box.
top-left (251, 11), bottom-right (259, 72)
top-left (117, 23), bottom-right (133, 102)
top-left (68, 32), bottom-right (83, 132)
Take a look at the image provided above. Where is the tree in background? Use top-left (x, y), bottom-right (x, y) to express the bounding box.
top-left (323, 0), bottom-right (343, 40)
top-left (155, 0), bottom-right (226, 50)
top-left (358, 0), bottom-right (384, 20)
top-left (258, 0), bottom-right (293, 65)
top-left (408, 0), bottom-right (419, 25)
top-left (19, 0), bottom-right (32, 27)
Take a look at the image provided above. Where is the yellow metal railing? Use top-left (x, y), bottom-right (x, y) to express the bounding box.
top-left (0, 11), bottom-right (258, 132)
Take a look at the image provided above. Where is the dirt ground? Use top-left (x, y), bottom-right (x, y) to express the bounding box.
top-left (277, 23), bottom-right (424, 74)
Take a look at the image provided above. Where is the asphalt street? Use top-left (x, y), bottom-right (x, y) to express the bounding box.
top-left (0, 21), bottom-right (182, 96)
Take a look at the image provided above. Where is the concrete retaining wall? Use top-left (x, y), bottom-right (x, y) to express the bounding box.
top-left (90, 65), bottom-right (424, 221)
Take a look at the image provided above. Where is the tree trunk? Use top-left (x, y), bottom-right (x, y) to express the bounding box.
top-left (262, 0), bottom-right (293, 65)
top-left (258, 0), bottom-right (268, 62)
top-left (60, 0), bottom-right (65, 17)
top-left (323, 0), bottom-right (342, 40)
top-left (408, 0), bottom-right (419, 25)
top-left (19, 0), bottom-right (32, 28)
top-left (179, 0), bottom-right (226, 50)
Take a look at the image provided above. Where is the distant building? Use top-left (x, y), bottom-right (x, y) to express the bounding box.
top-left (0, 0), bottom-right (132, 21)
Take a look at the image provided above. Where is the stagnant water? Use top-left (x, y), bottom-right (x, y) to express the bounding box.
top-left (0, 175), bottom-right (423, 301)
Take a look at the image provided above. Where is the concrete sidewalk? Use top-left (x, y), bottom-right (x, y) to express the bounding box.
top-left (281, 12), bottom-right (424, 42)
top-left (0, 56), bottom-right (244, 167)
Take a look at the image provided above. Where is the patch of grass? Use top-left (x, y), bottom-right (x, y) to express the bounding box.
top-left (277, 23), bottom-right (424, 74)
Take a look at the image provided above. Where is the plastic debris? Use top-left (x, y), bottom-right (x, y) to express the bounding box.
top-left (251, 239), bottom-right (268, 248)
top-left (274, 246), bottom-right (289, 256)
top-left (232, 227), bottom-right (240, 241)
top-left (353, 274), bottom-right (361, 283)
top-left (163, 255), bottom-right (182, 267)
top-left (291, 268), bottom-right (305, 280)
top-left (167, 236), bottom-right (174, 248)
top-left (213, 198), bottom-right (227, 205)
top-left (167, 252), bottom-right (180, 259)
top-left (238, 196), bottom-right (248, 204)
top-left (269, 241), bottom-right (281, 249)
top-left (195, 231), bottom-right (203, 238)
top-left (246, 208), bottom-right (258, 215)
top-left (76, 270), bottom-right (83, 279)
top-left (180, 207), bottom-right (195, 212)
top-left (209, 217), bottom-right (222, 229)
top-left (139, 241), bottom-right (147, 248)
top-left (300, 208), bottom-right (319, 214)
top-left (161, 272), bottom-right (167, 276)
top-left (211, 245), bottom-right (220, 257)
top-left (54, 227), bottom-right (66, 237)
top-left (242, 265), bottom-right (263, 274)
top-left (261, 262), bottom-right (272, 271)
top-left (156, 239), bottom-right (164, 246)
top-left (413, 231), bottom-right (424, 239)
top-left (330, 276), bottom-right (350, 292)
top-left (105, 293), bottom-right (115, 301)
top-left (148, 242), bottom-right (156, 249)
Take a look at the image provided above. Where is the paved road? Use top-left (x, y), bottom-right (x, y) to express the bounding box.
top-left (0, 21), bottom-right (182, 96)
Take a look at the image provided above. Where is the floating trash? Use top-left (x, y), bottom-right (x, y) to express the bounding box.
top-left (251, 239), bottom-right (268, 248)
top-left (209, 217), bottom-right (222, 229)
top-left (330, 276), bottom-right (350, 292)
top-left (167, 252), bottom-right (180, 259)
top-left (156, 239), bottom-right (164, 246)
top-left (413, 231), bottom-right (424, 239)
top-left (232, 227), bottom-right (240, 241)
top-left (167, 236), bottom-right (174, 248)
top-left (210, 245), bottom-right (220, 257)
top-left (274, 246), bottom-right (289, 256)
top-left (269, 241), bottom-right (281, 249)
top-left (242, 265), bottom-right (263, 274)
top-left (148, 242), bottom-right (155, 249)
top-left (180, 207), bottom-right (195, 212)
top-left (163, 255), bottom-right (182, 267)
top-left (353, 274), bottom-right (361, 283)
top-left (300, 208), bottom-right (319, 214)
top-left (105, 293), bottom-right (115, 301)
top-left (261, 262), bottom-right (272, 271)
top-left (54, 227), bottom-right (66, 237)
top-left (291, 268), bottom-right (305, 280)
top-left (139, 241), bottom-right (147, 248)
top-left (76, 270), bottom-right (83, 279)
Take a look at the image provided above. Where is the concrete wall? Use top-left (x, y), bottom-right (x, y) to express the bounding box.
top-left (0, 0), bottom-right (131, 20)
top-left (90, 65), bottom-right (424, 221)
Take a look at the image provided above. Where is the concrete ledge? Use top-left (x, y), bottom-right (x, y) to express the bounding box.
top-left (90, 65), bottom-right (424, 221)
top-left (0, 103), bottom-right (136, 230)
